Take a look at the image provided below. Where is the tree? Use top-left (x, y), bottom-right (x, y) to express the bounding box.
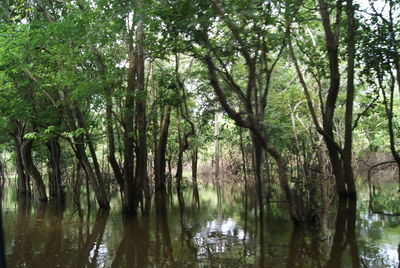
top-left (287, 0), bottom-right (357, 197)
top-left (157, 0), bottom-right (304, 224)
top-left (359, 0), bottom-right (400, 189)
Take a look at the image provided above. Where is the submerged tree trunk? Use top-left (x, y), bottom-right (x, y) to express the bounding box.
top-left (73, 160), bottom-right (82, 209)
top-left (76, 142), bottom-right (109, 210)
top-left (191, 149), bottom-right (200, 208)
top-left (20, 139), bottom-right (47, 201)
top-left (176, 148), bottom-right (184, 191)
top-left (252, 127), bottom-right (303, 225)
top-left (251, 134), bottom-right (264, 216)
top-left (47, 137), bottom-right (64, 202)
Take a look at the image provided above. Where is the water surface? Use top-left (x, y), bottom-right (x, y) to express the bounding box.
top-left (2, 183), bottom-right (399, 267)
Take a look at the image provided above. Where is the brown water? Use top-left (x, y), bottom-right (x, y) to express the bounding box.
top-left (2, 183), bottom-right (400, 267)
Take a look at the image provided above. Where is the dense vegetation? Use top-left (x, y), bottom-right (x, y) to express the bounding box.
top-left (0, 0), bottom-right (399, 226)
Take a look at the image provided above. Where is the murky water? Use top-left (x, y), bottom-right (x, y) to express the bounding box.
top-left (1, 182), bottom-right (399, 267)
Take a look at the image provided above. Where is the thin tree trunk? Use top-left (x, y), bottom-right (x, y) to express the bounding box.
top-left (214, 111), bottom-right (221, 183)
top-left (205, 55), bottom-right (303, 225)
top-left (380, 78), bottom-right (400, 190)
top-left (174, 56), bottom-right (196, 192)
top-left (85, 168), bottom-right (91, 211)
top-left (175, 110), bottom-right (184, 191)
top-left (91, 47), bottom-right (124, 190)
top-left (152, 105), bottom-right (159, 188)
top-left (58, 89), bottom-right (109, 209)
top-left (253, 128), bottom-right (303, 225)
top-left (73, 160), bottom-right (82, 209)
top-left (239, 127), bottom-right (248, 187)
top-left (191, 148), bottom-right (198, 184)
top-left (288, 0), bottom-right (352, 197)
top-left (251, 134), bottom-right (264, 217)
top-left (75, 106), bottom-right (110, 209)
top-left (155, 105), bottom-right (171, 191)
top-left (191, 148), bottom-right (200, 208)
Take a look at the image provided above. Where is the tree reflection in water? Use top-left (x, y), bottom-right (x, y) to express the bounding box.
top-left (1, 184), bottom-right (399, 267)
top-left (286, 199), bottom-right (360, 268)
top-left (74, 210), bottom-right (108, 268)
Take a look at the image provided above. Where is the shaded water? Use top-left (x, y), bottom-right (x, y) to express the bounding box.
top-left (1, 182), bottom-right (400, 267)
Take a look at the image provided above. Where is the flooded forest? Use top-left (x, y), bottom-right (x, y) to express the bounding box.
top-left (0, 0), bottom-right (400, 267)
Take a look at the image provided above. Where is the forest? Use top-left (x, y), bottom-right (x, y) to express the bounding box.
top-left (0, 0), bottom-right (399, 267)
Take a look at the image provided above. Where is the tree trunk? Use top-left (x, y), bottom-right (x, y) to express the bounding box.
top-left (47, 137), bottom-right (64, 202)
top-left (325, 140), bottom-right (347, 195)
top-left (14, 139), bottom-right (28, 196)
top-left (0, 160), bottom-right (5, 189)
top-left (135, 20), bottom-right (149, 212)
top-left (91, 47), bottom-right (124, 190)
top-left (251, 133), bottom-right (264, 216)
top-left (191, 149), bottom-right (200, 208)
top-left (191, 148), bottom-right (198, 184)
top-left (75, 107), bottom-right (107, 194)
top-left (155, 105), bottom-right (171, 191)
top-left (75, 106), bottom-right (110, 209)
top-left (205, 55), bottom-right (303, 225)
top-left (318, 0), bottom-right (354, 197)
top-left (176, 150), bottom-right (184, 191)
top-left (175, 110), bottom-right (184, 191)
top-left (174, 57), bottom-right (196, 192)
top-left (239, 127), bottom-right (248, 187)
top-left (252, 128), bottom-right (303, 225)
top-left (167, 157), bottom-right (172, 193)
top-left (58, 89), bottom-right (109, 209)
top-left (91, 47), bottom-right (123, 190)
top-left (343, 0), bottom-right (357, 198)
top-left (214, 112), bottom-right (221, 182)
top-left (73, 160), bottom-right (82, 209)
top-left (20, 139), bottom-right (47, 201)
top-left (123, 47), bottom-right (137, 215)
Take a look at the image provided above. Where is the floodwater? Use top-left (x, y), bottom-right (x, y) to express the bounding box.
top-left (1, 182), bottom-right (400, 267)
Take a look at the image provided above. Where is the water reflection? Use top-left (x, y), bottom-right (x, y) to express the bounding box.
top-left (156, 191), bottom-right (174, 266)
top-left (111, 216), bottom-right (150, 267)
top-left (74, 210), bottom-right (108, 268)
top-left (1, 184), bottom-right (399, 267)
top-left (284, 199), bottom-right (360, 268)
